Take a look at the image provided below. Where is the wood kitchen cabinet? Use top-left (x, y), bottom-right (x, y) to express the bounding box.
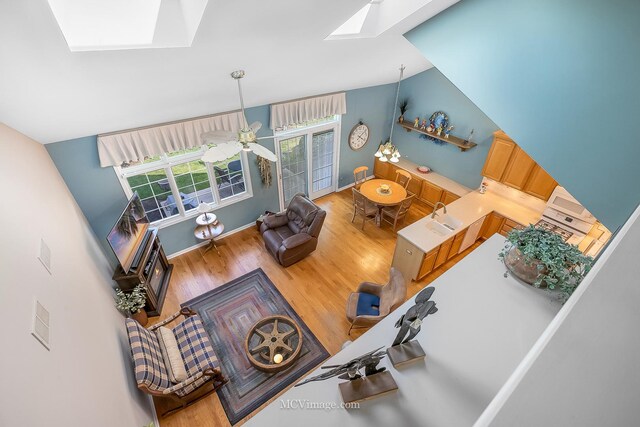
top-left (373, 158), bottom-right (390, 179)
top-left (500, 218), bottom-right (524, 237)
top-left (481, 132), bottom-right (515, 181)
top-left (448, 229), bottom-right (467, 260)
top-left (524, 164), bottom-right (557, 200)
top-left (434, 237), bottom-right (454, 269)
top-left (480, 212), bottom-right (506, 239)
top-left (417, 247), bottom-right (439, 280)
top-left (406, 176), bottom-right (422, 197)
top-left (482, 131), bottom-right (558, 201)
top-left (420, 181), bottom-right (444, 207)
top-left (441, 190), bottom-right (460, 205)
top-left (502, 146), bottom-right (536, 190)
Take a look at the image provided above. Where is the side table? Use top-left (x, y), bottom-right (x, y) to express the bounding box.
top-left (194, 213), bottom-right (224, 256)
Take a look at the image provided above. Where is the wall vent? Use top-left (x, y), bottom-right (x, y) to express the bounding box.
top-left (38, 238), bottom-right (52, 274)
top-left (31, 300), bottom-right (51, 350)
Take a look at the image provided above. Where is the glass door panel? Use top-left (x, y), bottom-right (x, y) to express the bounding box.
top-left (278, 135), bottom-right (308, 207)
top-left (309, 129), bottom-right (335, 199)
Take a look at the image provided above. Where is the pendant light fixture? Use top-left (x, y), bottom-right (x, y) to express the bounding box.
top-left (375, 64), bottom-right (405, 163)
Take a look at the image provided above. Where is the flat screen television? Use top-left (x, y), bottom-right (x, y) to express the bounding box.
top-left (107, 192), bottom-right (150, 272)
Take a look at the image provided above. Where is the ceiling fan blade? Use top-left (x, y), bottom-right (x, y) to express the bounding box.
top-left (201, 130), bottom-right (236, 143)
top-left (202, 141), bottom-right (243, 163)
top-left (249, 121), bottom-right (262, 134)
top-left (247, 143), bottom-right (277, 162)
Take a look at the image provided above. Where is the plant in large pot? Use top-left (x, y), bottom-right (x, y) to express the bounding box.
top-left (115, 284), bottom-right (148, 326)
top-left (499, 225), bottom-right (594, 302)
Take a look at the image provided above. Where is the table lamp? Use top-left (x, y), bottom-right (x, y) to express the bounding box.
top-left (197, 202), bottom-right (212, 221)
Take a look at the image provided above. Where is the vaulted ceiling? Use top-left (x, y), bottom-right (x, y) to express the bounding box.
top-left (0, 0), bottom-right (459, 144)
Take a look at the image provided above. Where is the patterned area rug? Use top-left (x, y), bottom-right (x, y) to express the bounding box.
top-left (182, 268), bottom-right (329, 425)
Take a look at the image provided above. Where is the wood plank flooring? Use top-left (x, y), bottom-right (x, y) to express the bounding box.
top-left (152, 189), bottom-right (482, 426)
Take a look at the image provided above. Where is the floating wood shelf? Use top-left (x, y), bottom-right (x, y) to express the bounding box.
top-left (398, 120), bottom-right (477, 152)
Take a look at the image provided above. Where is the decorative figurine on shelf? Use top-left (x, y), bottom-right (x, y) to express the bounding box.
top-left (413, 117), bottom-right (420, 128)
top-left (386, 287), bottom-right (438, 367)
top-left (444, 125), bottom-right (454, 139)
top-left (296, 347), bottom-right (398, 404)
top-left (427, 122), bottom-right (435, 133)
top-left (436, 126), bottom-right (443, 136)
top-left (420, 119), bottom-right (427, 130)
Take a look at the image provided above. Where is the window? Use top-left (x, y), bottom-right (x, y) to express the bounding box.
top-left (116, 145), bottom-right (252, 226)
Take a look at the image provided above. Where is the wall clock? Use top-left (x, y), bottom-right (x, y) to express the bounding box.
top-left (349, 121), bottom-right (369, 151)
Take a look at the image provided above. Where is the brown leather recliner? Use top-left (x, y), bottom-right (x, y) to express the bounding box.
top-left (259, 193), bottom-right (326, 267)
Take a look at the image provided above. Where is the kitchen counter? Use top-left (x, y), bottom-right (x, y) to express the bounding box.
top-left (398, 189), bottom-right (543, 254)
top-left (394, 157), bottom-right (472, 197)
top-left (245, 236), bottom-right (562, 427)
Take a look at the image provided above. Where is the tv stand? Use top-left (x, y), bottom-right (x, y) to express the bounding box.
top-left (112, 228), bottom-right (172, 317)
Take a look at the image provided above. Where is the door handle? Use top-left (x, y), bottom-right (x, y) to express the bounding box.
top-left (406, 250), bottom-right (412, 255)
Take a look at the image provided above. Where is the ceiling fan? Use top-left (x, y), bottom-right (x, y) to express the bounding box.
top-left (201, 70), bottom-right (278, 163)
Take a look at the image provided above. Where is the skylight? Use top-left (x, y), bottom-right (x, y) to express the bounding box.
top-left (330, 3), bottom-right (372, 36)
top-left (326, 0), bottom-right (434, 40)
top-left (47, 0), bottom-right (208, 52)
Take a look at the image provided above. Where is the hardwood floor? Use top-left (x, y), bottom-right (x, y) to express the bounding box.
top-left (152, 189), bottom-right (482, 426)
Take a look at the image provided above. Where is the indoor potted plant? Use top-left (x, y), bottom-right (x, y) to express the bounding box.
top-left (398, 99), bottom-right (409, 123)
top-left (115, 284), bottom-right (148, 326)
top-left (499, 225), bottom-right (594, 302)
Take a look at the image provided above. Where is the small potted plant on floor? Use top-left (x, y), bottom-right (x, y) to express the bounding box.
top-left (115, 284), bottom-right (148, 326)
top-left (499, 225), bottom-right (594, 302)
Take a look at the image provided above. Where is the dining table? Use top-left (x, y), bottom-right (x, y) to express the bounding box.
top-left (359, 178), bottom-right (407, 226)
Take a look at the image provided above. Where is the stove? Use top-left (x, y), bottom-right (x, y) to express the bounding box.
top-left (536, 187), bottom-right (597, 247)
top-left (535, 219), bottom-right (574, 242)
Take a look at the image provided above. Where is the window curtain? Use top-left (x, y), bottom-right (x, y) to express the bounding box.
top-left (97, 111), bottom-right (244, 167)
top-left (269, 92), bottom-right (346, 130)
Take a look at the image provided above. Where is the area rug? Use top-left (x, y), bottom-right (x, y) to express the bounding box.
top-left (182, 268), bottom-right (330, 425)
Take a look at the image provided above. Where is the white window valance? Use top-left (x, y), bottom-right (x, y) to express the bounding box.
top-left (269, 92), bottom-right (346, 130)
top-left (97, 111), bottom-right (244, 167)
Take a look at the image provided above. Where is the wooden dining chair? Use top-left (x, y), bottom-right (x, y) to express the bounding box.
top-left (395, 170), bottom-right (412, 190)
top-left (353, 166), bottom-right (368, 190)
top-left (351, 188), bottom-right (378, 230)
top-left (381, 194), bottom-right (415, 231)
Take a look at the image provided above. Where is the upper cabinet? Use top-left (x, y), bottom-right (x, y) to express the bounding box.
top-left (524, 164), bottom-right (557, 200)
top-left (502, 146), bottom-right (536, 190)
top-left (481, 133), bottom-right (515, 181)
top-left (482, 131), bottom-right (557, 201)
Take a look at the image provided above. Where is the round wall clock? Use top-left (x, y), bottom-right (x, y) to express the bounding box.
top-left (348, 121), bottom-right (370, 151)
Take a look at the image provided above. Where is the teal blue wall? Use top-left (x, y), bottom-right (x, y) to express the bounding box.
top-left (338, 83), bottom-right (396, 188)
top-left (405, 0), bottom-right (640, 230)
top-left (392, 68), bottom-right (498, 189)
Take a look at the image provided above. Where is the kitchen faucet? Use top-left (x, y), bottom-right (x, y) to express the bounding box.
top-left (431, 202), bottom-right (447, 219)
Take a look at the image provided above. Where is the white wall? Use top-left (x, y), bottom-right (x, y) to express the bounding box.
top-left (476, 203), bottom-right (640, 426)
top-left (0, 124), bottom-right (156, 426)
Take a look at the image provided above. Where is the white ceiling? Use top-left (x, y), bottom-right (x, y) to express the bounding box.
top-left (0, 0), bottom-right (460, 144)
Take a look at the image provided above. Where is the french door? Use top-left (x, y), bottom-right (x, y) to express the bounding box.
top-left (275, 121), bottom-right (340, 210)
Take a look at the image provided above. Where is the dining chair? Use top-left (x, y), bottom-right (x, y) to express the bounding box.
top-left (395, 170), bottom-right (412, 190)
top-left (381, 194), bottom-right (415, 231)
top-left (351, 188), bottom-right (378, 230)
top-left (353, 166), bottom-right (368, 190)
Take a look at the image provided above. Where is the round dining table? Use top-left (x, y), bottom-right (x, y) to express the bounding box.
top-left (359, 179), bottom-right (407, 226)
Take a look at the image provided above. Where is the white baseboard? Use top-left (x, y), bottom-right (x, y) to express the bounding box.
top-left (167, 221), bottom-right (256, 259)
top-left (337, 174), bottom-right (375, 192)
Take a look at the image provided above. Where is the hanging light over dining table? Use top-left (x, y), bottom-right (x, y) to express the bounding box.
top-left (374, 64), bottom-right (405, 163)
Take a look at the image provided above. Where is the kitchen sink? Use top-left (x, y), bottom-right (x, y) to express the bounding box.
top-left (436, 214), bottom-right (463, 230)
top-left (426, 220), bottom-right (454, 236)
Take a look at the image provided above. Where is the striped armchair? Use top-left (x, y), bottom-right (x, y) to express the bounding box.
top-left (125, 308), bottom-right (227, 416)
